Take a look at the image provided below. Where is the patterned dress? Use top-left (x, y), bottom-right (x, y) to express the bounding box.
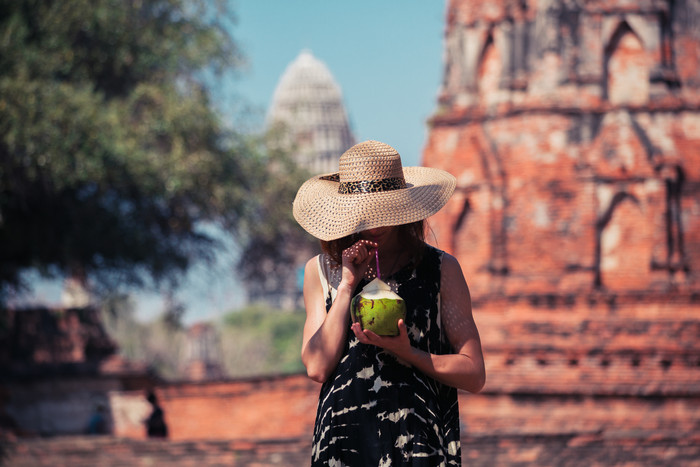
top-left (311, 245), bottom-right (461, 466)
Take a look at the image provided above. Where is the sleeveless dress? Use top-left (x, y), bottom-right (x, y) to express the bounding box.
top-left (311, 245), bottom-right (461, 466)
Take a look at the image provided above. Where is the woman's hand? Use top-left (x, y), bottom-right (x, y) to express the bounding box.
top-left (301, 240), bottom-right (377, 384)
top-left (340, 240), bottom-right (378, 291)
top-left (351, 319), bottom-right (414, 361)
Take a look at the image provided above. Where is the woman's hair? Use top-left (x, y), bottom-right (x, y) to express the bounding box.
top-left (320, 220), bottom-right (426, 267)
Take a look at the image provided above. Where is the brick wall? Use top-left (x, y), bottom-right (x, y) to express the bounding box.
top-left (3, 436), bottom-right (312, 467)
top-left (475, 292), bottom-right (700, 396)
top-left (4, 433), bottom-right (700, 467)
top-left (107, 374), bottom-right (320, 441)
top-left (145, 375), bottom-right (319, 441)
top-left (4, 394), bottom-right (700, 467)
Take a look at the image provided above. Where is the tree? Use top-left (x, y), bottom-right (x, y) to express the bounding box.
top-left (236, 133), bottom-right (319, 307)
top-left (0, 0), bottom-right (256, 299)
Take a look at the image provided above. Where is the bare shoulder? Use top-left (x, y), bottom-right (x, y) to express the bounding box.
top-left (305, 254), bottom-right (320, 270)
top-left (304, 255), bottom-right (321, 282)
top-left (439, 250), bottom-right (471, 301)
top-left (441, 251), bottom-right (465, 277)
top-left (302, 254), bottom-right (326, 313)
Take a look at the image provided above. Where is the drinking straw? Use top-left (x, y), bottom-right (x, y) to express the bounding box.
top-left (376, 250), bottom-right (381, 280)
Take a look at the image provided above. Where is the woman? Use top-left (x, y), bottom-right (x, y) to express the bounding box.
top-left (293, 140), bottom-right (485, 466)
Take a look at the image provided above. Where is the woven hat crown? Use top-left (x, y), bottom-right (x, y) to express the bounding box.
top-left (339, 140), bottom-right (404, 184)
top-left (293, 139), bottom-right (456, 241)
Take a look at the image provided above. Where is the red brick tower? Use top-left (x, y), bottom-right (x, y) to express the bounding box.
top-left (423, 0), bottom-right (700, 462)
top-left (425, 0), bottom-right (700, 296)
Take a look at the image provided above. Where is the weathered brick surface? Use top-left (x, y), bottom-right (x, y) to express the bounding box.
top-left (460, 432), bottom-right (700, 467)
top-left (156, 375), bottom-right (319, 441)
top-left (426, 0), bottom-right (700, 298)
top-left (421, 0), bottom-right (700, 464)
top-left (109, 374), bottom-right (320, 441)
top-left (474, 292), bottom-right (700, 397)
top-left (4, 430), bottom-right (700, 466)
top-left (0, 308), bottom-right (156, 437)
top-left (3, 366), bottom-right (699, 465)
top-left (2, 436), bottom-right (312, 467)
top-left (0, 308), bottom-right (116, 368)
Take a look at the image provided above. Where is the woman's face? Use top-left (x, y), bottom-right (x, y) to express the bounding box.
top-left (359, 226), bottom-right (397, 248)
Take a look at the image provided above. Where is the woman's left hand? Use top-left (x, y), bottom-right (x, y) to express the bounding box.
top-left (351, 319), bottom-right (413, 360)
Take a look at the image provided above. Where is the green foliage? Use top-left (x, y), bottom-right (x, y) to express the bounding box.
top-left (220, 304), bottom-right (305, 376)
top-left (100, 297), bottom-right (186, 380)
top-left (100, 301), bottom-right (305, 380)
top-left (235, 134), bottom-right (318, 289)
top-left (0, 0), bottom-right (251, 295)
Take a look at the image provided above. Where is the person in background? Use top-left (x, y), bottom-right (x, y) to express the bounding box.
top-left (293, 140), bottom-right (485, 465)
top-left (85, 403), bottom-right (108, 435)
top-left (145, 391), bottom-right (168, 438)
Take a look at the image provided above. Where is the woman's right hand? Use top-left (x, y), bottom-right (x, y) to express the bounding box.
top-left (301, 241), bottom-right (377, 383)
top-left (340, 239), bottom-right (378, 291)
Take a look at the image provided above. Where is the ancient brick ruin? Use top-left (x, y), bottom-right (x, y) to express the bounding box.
top-left (424, 0), bottom-right (700, 296)
top-left (421, 0), bottom-right (700, 463)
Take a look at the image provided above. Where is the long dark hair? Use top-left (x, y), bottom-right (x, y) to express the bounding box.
top-left (320, 220), bottom-right (426, 267)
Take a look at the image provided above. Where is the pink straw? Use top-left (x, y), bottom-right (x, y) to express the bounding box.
top-left (375, 250), bottom-right (381, 279)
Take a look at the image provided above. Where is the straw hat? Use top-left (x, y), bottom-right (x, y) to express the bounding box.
top-left (293, 140), bottom-right (456, 241)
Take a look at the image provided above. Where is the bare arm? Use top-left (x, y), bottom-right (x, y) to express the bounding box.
top-left (301, 240), bottom-right (377, 383)
top-left (351, 253), bottom-right (485, 393)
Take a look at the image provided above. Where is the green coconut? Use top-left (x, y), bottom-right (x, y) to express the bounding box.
top-left (350, 278), bottom-right (406, 336)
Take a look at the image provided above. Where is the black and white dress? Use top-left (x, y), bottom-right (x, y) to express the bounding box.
top-left (311, 245), bottom-right (461, 466)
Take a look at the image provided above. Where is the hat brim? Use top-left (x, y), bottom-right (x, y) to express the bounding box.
top-left (293, 166), bottom-right (456, 241)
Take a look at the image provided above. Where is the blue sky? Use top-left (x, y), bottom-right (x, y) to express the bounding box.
top-left (20, 1), bottom-right (448, 323)
top-left (223, 0), bottom-right (447, 167)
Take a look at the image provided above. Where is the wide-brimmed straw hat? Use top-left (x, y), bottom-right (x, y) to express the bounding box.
top-left (293, 140), bottom-right (456, 241)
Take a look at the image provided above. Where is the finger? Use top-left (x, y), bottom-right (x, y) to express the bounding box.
top-left (351, 322), bottom-right (366, 338)
top-left (348, 242), bottom-right (377, 266)
top-left (352, 326), bottom-right (371, 344)
top-left (356, 241), bottom-right (374, 258)
top-left (363, 329), bottom-right (382, 342)
top-left (397, 319), bottom-right (408, 337)
top-left (362, 241), bottom-right (378, 257)
top-left (356, 240), bottom-right (377, 253)
top-left (343, 240), bottom-right (373, 262)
